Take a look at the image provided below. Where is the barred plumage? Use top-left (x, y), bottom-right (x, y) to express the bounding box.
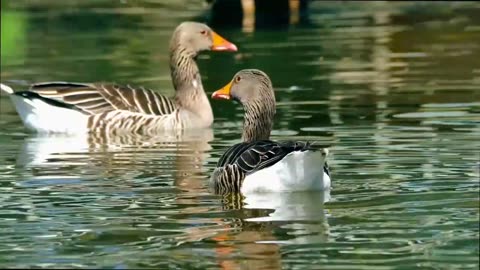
top-left (29, 82), bottom-right (177, 116)
top-left (212, 165), bottom-right (245, 194)
top-left (1, 22), bottom-right (237, 134)
top-left (86, 110), bottom-right (181, 135)
top-left (210, 69), bottom-right (331, 194)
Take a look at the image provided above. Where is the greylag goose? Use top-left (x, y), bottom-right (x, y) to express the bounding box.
top-left (210, 69), bottom-right (331, 194)
top-left (0, 22), bottom-right (237, 134)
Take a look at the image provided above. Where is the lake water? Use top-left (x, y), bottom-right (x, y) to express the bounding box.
top-left (1, 1), bottom-right (479, 269)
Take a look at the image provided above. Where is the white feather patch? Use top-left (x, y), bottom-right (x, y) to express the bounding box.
top-left (0, 83), bottom-right (14, 94)
top-left (241, 150), bottom-right (331, 194)
top-left (9, 95), bottom-right (89, 134)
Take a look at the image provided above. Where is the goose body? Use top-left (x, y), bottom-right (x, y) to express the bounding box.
top-left (2, 84), bottom-right (88, 133)
top-left (210, 69), bottom-right (331, 194)
top-left (0, 22), bottom-right (237, 135)
top-left (212, 140), bottom-right (331, 194)
top-left (1, 82), bottom-right (210, 134)
top-left (241, 148), bottom-right (331, 193)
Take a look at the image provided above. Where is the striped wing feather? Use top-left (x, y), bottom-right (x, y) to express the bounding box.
top-left (30, 82), bottom-right (177, 115)
top-left (217, 140), bottom-right (315, 175)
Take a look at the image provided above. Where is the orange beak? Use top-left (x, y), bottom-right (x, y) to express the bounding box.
top-left (211, 32), bottom-right (238, 52)
top-left (212, 80), bottom-right (233, 100)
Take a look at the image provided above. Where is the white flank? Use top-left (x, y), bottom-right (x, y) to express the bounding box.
top-left (9, 95), bottom-right (89, 134)
top-left (241, 150), bottom-right (331, 194)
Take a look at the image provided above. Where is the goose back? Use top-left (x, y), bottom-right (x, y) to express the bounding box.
top-left (29, 82), bottom-right (177, 116)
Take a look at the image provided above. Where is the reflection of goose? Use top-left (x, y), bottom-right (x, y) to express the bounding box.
top-left (210, 69), bottom-right (331, 194)
top-left (0, 22), bottom-right (237, 134)
top-left (244, 191), bottom-right (331, 247)
top-left (15, 129), bottom-right (214, 188)
top-left (219, 189), bottom-right (330, 221)
top-left (205, 190), bottom-right (331, 269)
top-left (243, 189), bottom-right (330, 222)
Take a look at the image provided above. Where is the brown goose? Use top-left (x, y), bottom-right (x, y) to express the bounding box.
top-left (210, 69), bottom-right (331, 194)
top-left (0, 22), bottom-right (237, 134)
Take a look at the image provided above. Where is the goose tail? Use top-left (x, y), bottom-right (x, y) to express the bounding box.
top-left (301, 149), bottom-right (331, 190)
top-left (1, 83), bottom-right (89, 134)
top-left (241, 148), bottom-right (331, 193)
top-left (0, 83), bottom-right (14, 94)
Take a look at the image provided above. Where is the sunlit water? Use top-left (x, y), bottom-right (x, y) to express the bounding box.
top-left (1, 1), bottom-right (479, 269)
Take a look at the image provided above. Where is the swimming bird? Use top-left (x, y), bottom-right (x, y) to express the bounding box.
top-left (210, 69), bottom-right (331, 194)
top-left (0, 22), bottom-right (237, 135)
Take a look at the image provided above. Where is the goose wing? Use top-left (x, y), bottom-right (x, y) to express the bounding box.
top-left (28, 82), bottom-right (177, 115)
top-left (217, 140), bottom-right (316, 174)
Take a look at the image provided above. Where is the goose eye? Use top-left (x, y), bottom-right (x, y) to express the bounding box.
top-left (235, 76), bottom-right (241, 83)
top-left (200, 30), bottom-right (208, 35)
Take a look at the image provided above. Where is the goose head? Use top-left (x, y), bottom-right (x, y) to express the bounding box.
top-left (212, 69), bottom-right (276, 142)
top-left (171, 22), bottom-right (237, 54)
